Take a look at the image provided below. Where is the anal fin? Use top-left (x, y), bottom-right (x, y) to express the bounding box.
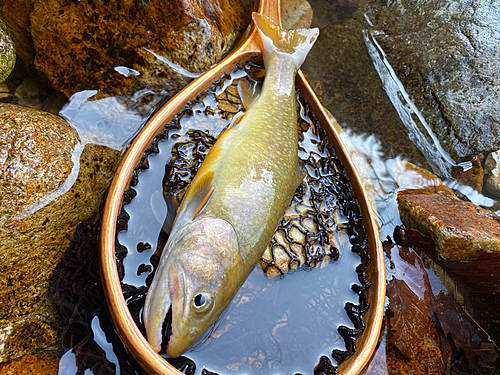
top-left (237, 80), bottom-right (261, 110)
top-left (161, 191), bottom-right (182, 235)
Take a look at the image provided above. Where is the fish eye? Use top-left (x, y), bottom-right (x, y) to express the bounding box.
top-left (192, 292), bottom-right (211, 312)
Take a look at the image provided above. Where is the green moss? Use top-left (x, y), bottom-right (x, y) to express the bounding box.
top-left (0, 22), bottom-right (15, 83)
top-left (138, 0), bottom-right (151, 8)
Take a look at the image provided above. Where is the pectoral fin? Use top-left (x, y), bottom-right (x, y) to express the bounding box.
top-left (172, 171), bottom-right (215, 231)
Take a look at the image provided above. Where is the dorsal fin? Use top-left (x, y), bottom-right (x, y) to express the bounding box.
top-left (172, 171), bottom-right (215, 231)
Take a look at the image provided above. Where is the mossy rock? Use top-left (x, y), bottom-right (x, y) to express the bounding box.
top-left (0, 19), bottom-right (15, 83)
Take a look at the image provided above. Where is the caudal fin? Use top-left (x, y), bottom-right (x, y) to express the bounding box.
top-left (252, 12), bottom-right (319, 69)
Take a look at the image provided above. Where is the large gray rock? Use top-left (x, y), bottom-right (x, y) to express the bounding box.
top-left (362, 0), bottom-right (500, 162)
top-left (301, 11), bottom-right (429, 165)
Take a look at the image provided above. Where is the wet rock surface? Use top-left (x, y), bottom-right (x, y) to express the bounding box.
top-left (281, 0), bottom-right (313, 29)
top-left (0, 0), bottom-right (250, 97)
top-left (0, 103), bottom-right (121, 362)
top-left (0, 349), bottom-right (60, 374)
top-left (365, 238), bottom-right (498, 374)
top-left (360, 0), bottom-right (500, 162)
top-left (451, 155), bottom-right (484, 192)
top-left (302, 5), bottom-right (429, 165)
top-left (0, 19), bottom-right (15, 84)
top-left (397, 164), bottom-right (500, 260)
top-left (396, 224), bottom-right (500, 364)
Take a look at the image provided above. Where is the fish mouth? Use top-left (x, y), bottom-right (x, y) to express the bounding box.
top-left (160, 306), bottom-right (173, 353)
top-left (165, 261), bottom-right (187, 358)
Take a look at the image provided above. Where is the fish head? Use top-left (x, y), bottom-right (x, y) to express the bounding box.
top-left (166, 216), bottom-right (242, 358)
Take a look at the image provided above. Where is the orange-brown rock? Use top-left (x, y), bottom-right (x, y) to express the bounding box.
top-left (383, 331), bottom-right (446, 375)
top-left (1, 0), bottom-right (249, 97)
top-left (451, 155), bottom-right (484, 192)
top-left (366, 241), bottom-right (446, 374)
top-left (398, 185), bottom-right (500, 259)
top-left (0, 350), bottom-right (60, 375)
top-left (0, 103), bottom-right (121, 362)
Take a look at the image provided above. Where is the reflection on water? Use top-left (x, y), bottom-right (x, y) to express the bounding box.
top-left (60, 89), bottom-right (169, 151)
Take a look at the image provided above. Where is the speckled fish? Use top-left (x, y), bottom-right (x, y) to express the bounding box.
top-left (143, 12), bottom-right (319, 358)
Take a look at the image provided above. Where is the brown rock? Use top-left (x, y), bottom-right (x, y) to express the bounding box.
top-left (451, 155), bottom-right (484, 193)
top-left (281, 0), bottom-right (313, 30)
top-left (0, 19), bottom-right (15, 83)
top-left (0, 349), bottom-right (60, 375)
top-left (0, 103), bottom-right (79, 222)
top-left (1, 0), bottom-right (249, 97)
top-left (0, 103), bottom-right (121, 361)
top-left (384, 330), bottom-right (446, 375)
top-left (397, 186), bottom-right (500, 259)
top-left (2, 320), bottom-right (59, 361)
top-left (367, 241), bottom-right (446, 374)
top-left (385, 244), bottom-right (432, 359)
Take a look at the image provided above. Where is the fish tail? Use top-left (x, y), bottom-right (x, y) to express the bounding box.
top-left (252, 12), bottom-right (319, 70)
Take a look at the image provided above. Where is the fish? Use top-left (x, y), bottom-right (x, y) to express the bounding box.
top-left (143, 12), bottom-right (319, 358)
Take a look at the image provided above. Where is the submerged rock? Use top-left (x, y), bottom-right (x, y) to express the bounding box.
top-left (0, 103), bottom-right (121, 362)
top-left (397, 163), bottom-right (500, 260)
top-left (362, 0), bottom-right (500, 162)
top-left (0, 0), bottom-right (249, 97)
top-left (451, 155), bottom-right (484, 193)
top-left (0, 19), bottom-right (15, 83)
top-left (281, 0), bottom-right (313, 30)
top-left (301, 16), bottom-right (428, 164)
